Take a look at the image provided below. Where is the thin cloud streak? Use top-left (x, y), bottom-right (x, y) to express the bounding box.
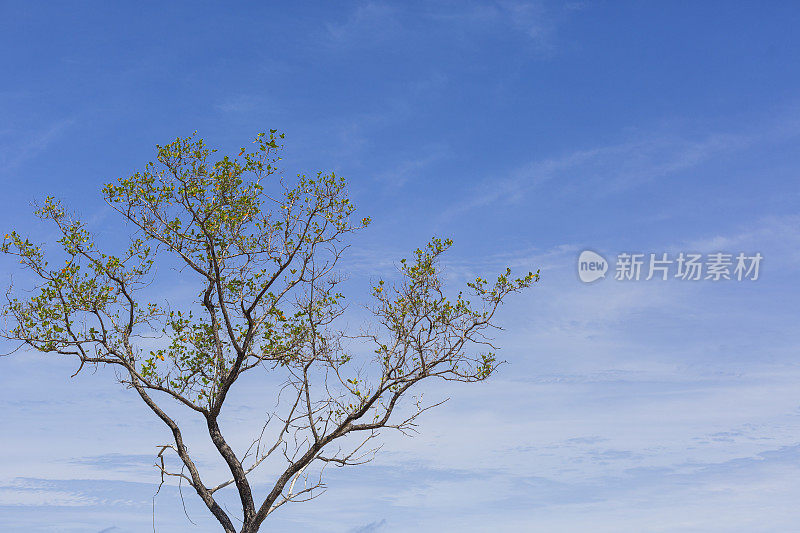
top-left (0, 119), bottom-right (74, 177)
top-left (439, 130), bottom-right (752, 223)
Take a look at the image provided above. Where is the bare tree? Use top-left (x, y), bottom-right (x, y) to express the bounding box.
top-left (1, 131), bottom-right (538, 532)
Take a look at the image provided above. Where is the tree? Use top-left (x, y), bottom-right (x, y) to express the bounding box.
top-left (1, 131), bottom-right (538, 532)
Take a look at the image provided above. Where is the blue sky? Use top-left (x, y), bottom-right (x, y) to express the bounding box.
top-left (2, 1), bottom-right (800, 531)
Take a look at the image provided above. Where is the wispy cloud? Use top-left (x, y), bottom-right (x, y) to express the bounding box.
top-left (69, 454), bottom-right (157, 475)
top-left (325, 3), bottom-right (401, 46)
top-left (326, 1), bottom-right (577, 54)
top-left (440, 129), bottom-right (751, 222)
top-left (457, 0), bottom-right (554, 49)
top-left (350, 518), bottom-right (388, 533)
top-left (0, 119), bottom-right (74, 177)
top-left (215, 94), bottom-right (280, 115)
top-left (374, 145), bottom-right (449, 188)
top-left (0, 485), bottom-right (96, 507)
top-left (295, 76), bottom-right (446, 169)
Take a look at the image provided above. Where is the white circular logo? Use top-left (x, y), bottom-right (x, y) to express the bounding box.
top-left (578, 250), bottom-right (608, 283)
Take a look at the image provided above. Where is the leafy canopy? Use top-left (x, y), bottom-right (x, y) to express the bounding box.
top-left (1, 131), bottom-right (538, 532)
